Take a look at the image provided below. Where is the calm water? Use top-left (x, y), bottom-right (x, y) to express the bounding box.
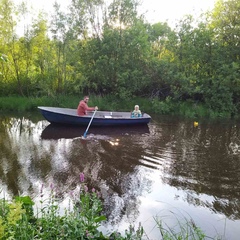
top-left (0, 112), bottom-right (240, 239)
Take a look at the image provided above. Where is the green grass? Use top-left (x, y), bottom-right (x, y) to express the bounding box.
top-left (0, 95), bottom-right (236, 119)
top-left (154, 213), bottom-right (213, 240)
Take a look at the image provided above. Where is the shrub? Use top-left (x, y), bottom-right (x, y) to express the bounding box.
top-left (0, 173), bottom-right (107, 239)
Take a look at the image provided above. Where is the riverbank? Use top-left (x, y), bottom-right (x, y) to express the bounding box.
top-left (0, 95), bottom-right (235, 119)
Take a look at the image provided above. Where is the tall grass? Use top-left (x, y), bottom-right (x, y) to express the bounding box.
top-left (0, 95), bottom-right (236, 119)
top-left (0, 95), bottom-right (152, 113)
top-left (148, 207), bottom-right (224, 240)
top-left (154, 215), bottom-right (209, 240)
top-left (0, 96), bottom-right (80, 112)
top-left (151, 97), bottom-right (234, 119)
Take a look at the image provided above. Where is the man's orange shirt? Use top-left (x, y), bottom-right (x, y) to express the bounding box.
top-left (77, 100), bottom-right (95, 115)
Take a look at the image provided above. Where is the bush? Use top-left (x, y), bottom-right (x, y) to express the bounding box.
top-left (0, 173), bottom-right (107, 239)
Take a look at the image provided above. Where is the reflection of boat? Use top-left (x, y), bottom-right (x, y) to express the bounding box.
top-left (38, 107), bottom-right (151, 126)
top-left (41, 124), bottom-right (150, 140)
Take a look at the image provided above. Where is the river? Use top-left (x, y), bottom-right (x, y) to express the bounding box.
top-left (0, 112), bottom-right (240, 239)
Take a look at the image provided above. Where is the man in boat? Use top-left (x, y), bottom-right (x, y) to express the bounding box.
top-left (77, 96), bottom-right (98, 116)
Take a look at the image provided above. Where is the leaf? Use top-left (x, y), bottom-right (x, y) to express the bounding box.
top-left (15, 196), bottom-right (34, 206)
top-left (94, 215), bottom-right (107, 223)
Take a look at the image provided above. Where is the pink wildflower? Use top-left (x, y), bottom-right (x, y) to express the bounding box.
top-left (50, 183), bottom-right (54, 190)
top-left (40, 183), bottom-right (44, 197)
top-left (79, 173), bottom-right (85, 182)
top-left (97, 191), bottom-right (101, 198)
top-left (69, 191), bottom-right (74, 198)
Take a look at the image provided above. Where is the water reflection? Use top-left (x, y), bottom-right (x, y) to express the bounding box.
top-left (0, 114), bottom-right (240, 239)
top-left (161, 121), bottom-right (240, 219)
top-left (41, 124), bottom-right (150, 140)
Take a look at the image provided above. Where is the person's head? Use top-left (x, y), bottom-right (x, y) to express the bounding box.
top-left (83, 96), bottom-right (89, 103)
top-left (134, 105), bottom-right (139, 110)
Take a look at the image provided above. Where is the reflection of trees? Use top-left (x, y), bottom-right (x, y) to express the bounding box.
top-left (0, 116), bottom-right (25, 196)
top-left (0, 115), bottom-right (50, 196)
top-left (0, 114), bottom-right (153, 226)
top-left (148, 118), bottom-right (240, 219)
top-left (64, 137), bottom-right (153, 225)
top-left (1, 113), bottom-right (240, 226)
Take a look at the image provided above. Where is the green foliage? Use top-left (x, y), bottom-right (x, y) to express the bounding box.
top-left (0, 54), bottom-right (8, 62)
top-left (0, 172), bottom-right (146, 240)
top-left (0, 174), bottom-right (106, 239)
top-left (0, 94), bottom-right (237, 119)
top-left (152, 210), bottom-right (218, 240)
top-left (36, 185), bottom-right (106, 239)
top-left (15, 196), bottom-right (35, 223)
top-left (155, 217), bottom-right (206, 240)
top-left (0, 97), bottom-right (30, 112)
top-left (0, 0), bottom-right (240, 117)
top-left (109, 224), bottom-right (143, 240)
top-left (151, 97), bottom-right (175, 114)
top-left (0, 183), bottom-right (222, 240)
top-left (0, 95), bottom-right (79, 112)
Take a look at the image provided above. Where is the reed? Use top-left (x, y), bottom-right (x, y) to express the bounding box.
top-left (152, 209), bottom-right (222, 240)
top-left (154, 216), bottom-right (206, 240)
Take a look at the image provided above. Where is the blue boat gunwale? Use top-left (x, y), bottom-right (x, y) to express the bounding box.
top-left (38, 106), bottom-right (151, 126)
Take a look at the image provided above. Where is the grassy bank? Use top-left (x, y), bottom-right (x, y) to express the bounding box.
top-left (0, 95), bottom-right (235, 119)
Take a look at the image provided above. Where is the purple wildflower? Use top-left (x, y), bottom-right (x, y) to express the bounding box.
top-left (92, 188), bottom-right (95, 192)
top-left (79, 173), bottom-right (85, 182)
top-left (50, 183), bottom-right (54, 190)
top-left (40, 183), bottom-right (44, 197)
top-left (69, 191), bottom-right (74, 198)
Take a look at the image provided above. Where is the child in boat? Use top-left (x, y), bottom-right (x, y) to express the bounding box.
top-left (131, 105), bottom-right (142, 118)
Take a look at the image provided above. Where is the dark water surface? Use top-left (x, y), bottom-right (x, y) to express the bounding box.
top-left (0, 112), bottom-right (240, 239)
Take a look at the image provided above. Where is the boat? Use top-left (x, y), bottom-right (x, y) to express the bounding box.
top-left (41, 123), bottom-right (150, 140)
top-left (38, 107), bottom-right (151, 127)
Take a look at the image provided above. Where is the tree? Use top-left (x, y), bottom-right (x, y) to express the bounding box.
top-left (50, 2), bottom-right (68, 93)
top-left (0, 0), bottom-right (32, 95)
top-left (210, 0), bottom-right (240, 62)
top-left (204, 0), bottom-right (240, 114)
top-left (79, 0), bottom-right (152, 98)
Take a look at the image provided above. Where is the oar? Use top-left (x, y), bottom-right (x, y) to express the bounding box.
top-left (83, 109), bottom-right (97, 138)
